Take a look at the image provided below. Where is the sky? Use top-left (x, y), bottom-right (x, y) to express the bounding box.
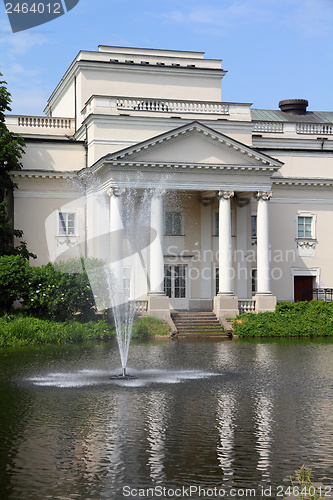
top-left (0, 0), bottom-right (333, 116)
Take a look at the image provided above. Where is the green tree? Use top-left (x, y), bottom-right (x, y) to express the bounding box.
top-left (0, 75), bottom-right (35, 259)
top-left (0, 201), bottom-right (36, 259)
top-left (0, 73), bottom-right (26, 202)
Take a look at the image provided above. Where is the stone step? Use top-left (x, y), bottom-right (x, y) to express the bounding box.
top-left (171, 311), bottom-right (229, 337)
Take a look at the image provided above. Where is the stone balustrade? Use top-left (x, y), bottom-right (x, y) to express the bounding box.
top-left (238, 299), bottom-right (255, 314)
top-left (16, 116), bottom-right (74, 129)
top-left (253, 122), bottom-right (283, 133)
top-left (296, 123), bottom-right (333, 135)
top-left (116, 98), bottom-right (230, 115)
top-left (134, 300), bottom-right (148, 312)
top-left (254, 121), bottom-right (333, 135)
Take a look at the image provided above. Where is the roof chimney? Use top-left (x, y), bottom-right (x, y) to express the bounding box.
top-left (278, 99), bottom-right (308, 115)
top-left (279, 99), bottom-right (309, 115)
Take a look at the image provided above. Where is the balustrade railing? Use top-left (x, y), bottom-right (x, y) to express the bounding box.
top-left (116, 98), bottom-right (229, 115)
top-left (17, 116), bottom-right (74, 129)
top-left (134, 300), bottom-right (148, 312)
top-left (296, 123), bottom-right (333, 135)
top-left (253, 122), bottom-right (283, 133)
top-left (238, 299), bottom-right (256, 314)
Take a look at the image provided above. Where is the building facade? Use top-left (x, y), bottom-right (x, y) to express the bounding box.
top-left (6, 45), bottom-right (333, 320)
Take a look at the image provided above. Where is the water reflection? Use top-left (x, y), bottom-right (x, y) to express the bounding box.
top-left (216, 392), bottom-right (236, 482)
top-left (1, 339), bottom-right (333, 499)
top-left (254, 395), bottom-right (273, 480)
top-left (146, 391), bottom-right (167, 482)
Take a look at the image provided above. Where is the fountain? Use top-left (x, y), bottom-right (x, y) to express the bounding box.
top-left (84, 184), bottom-right (158, 379)
top-left (47, 173), bottom-right (169, 380)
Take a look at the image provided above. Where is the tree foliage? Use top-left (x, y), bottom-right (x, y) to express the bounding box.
top-left (0, 73), bottom-right (26, 201)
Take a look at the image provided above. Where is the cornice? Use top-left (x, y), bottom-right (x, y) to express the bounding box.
top-left (272, 177), bottom-right (333, 187)
top-left (99, 160), bottom-right (278, 174)
top-left (11, 170), bottom-right (77, 180)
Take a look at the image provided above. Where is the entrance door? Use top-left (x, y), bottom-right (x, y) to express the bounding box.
top-left (164, 265), bottom-right (188, 310)
top-left (294, 276), bottom-right (314, 301)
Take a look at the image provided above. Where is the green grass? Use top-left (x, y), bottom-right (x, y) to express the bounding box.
top-left (232, 300), bottom-right (333, 338)
top-left (0, 313), bottom-right (115, 347)
top-left (0, 313), bottom-right (171, 347)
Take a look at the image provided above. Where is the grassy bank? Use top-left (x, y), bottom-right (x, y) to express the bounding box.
top-left (232, 300), bottom-right (333, 338)
top-left (0, 313), bottom-right (171, 347)
top-left (0, 314), bottom-right (115, 347)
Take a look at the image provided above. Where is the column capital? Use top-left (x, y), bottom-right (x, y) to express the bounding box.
top-left (107, 186), bottom-right (126, 197)
top-left (216, 190), bottom-right (234, 200)
top-left (149, 188), bottom-right (166, 198)
top-left (254, 190), bottom-right (272, 201)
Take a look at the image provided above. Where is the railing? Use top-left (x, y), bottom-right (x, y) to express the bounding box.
top-left (308, 288), bottom-right (333, 302)
top-left (238, 299), bottom-right (255, 314)
top-left (253, 122), bottom-right (283, 133)
top-left (116, 98), bottom-right (229, 115)
top-left (134, 300), bottom-right (148, 312)
top-left (296, 124), bottom-right (333, 135)
top-left (16, 116), bottom-right (74, 129)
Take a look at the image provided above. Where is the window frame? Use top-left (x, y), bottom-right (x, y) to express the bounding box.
top-left (296, 212), bottom-right (316, 241)
top-left (57, 210), bottom-right (78, 237)
top-left (165, 211), bottom-right (183, 236)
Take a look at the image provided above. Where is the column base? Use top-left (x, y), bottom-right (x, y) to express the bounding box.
top-left (255, 293), bottom-right (277, 313)
top-left (213, 294), bottom-right (239, 320)
top-left (147, 294), bottom-right (170, 320)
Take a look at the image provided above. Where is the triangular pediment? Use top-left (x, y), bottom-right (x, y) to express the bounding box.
top-left (98, 121), bottom-right (282, 170)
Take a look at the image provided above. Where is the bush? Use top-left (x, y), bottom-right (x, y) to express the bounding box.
top-left (0, 314), bottom-right (115, 347)
top-left (0, 255), bottom-right (29, 312)
top-left (232, 300), bottom-right (333, 337)
top-left (25, 258), bottom-right (107, 322)
top-left (132, 316), bottom-right (171, 339)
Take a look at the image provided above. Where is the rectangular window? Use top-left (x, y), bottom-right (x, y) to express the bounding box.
top-left (164, 265), bottom-right (186, 298)
top-left (251, 215), bottom-right (257, 238)
top-left (214, 212), bottom-right (219, 236)
top-left (59, 212), bottom-right (76, 236)
top-left (165, 212), bottom-right (182, 235)
top-left (123, 267), bottom-right (131, 300)
top-left (215, 267), bottom-right (219, 295)
top-left (251, 268), bottom-right (257, 294)
top-left (297, 216), bottom-right (312, 238)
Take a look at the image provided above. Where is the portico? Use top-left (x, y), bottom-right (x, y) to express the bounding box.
top-left (84, 121), bottom-right (281, 320)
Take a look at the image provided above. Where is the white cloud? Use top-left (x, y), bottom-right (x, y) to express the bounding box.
top-left (160, 0), bottom-right (333, 38)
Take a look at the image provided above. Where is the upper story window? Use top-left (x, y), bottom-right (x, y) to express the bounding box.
top-left (297, 213), bottom-right (316, 240)
top-left (165, 212), bottom-right (182, 235)
top-left (58, 212), bottom-right (76, 236)
top-left (297, 216), bottom-right (313, 238)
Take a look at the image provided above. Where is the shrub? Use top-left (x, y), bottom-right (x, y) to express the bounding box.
top-left (25, 258), bottom-right (106, 321)
top-left (132, 316), bottom-right (171, 338)
top-left (232, 300), bottom-right (333, 338)
top-left (0, 255), bottom-right (29, 312)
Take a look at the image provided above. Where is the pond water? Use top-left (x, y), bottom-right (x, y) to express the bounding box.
top-left (0, 337), bottom-right (333, 500)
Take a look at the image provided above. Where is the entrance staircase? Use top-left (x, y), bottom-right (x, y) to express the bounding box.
top-left (171, 311), bottom-right (230, 337)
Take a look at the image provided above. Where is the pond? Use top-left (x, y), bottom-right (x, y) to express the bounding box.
top-left (0, 337), bottom-right (333, 500)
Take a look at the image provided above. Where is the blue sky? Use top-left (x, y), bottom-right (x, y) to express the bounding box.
top-left (1, 0), bottom-right (333, 115)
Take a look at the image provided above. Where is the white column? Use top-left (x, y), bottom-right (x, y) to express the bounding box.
top-left (256, 191), bottom-right (272, 294)
top-left (217, 190), bottom-right (234, 295)
top-left (213, 190), bottom-right (238, 320)
top-left (149, 191), bottom-right (165, 294)
top-left (108, 187), bottom-right (125, 307)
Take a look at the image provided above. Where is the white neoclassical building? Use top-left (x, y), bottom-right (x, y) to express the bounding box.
top-left (6, 45), bottom-right (333, 321)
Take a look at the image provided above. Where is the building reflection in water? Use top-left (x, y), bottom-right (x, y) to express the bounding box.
top-left (146, 390), bottom-right (168, 483)
top-left (216, 391), bottom-right (236, 483)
